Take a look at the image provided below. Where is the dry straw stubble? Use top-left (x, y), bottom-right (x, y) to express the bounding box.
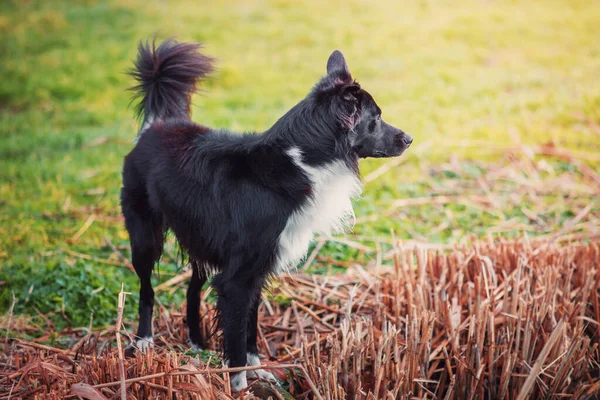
top-left (1, 239), bottom-right (599, 399)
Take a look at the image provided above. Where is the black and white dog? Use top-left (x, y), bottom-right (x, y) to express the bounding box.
top-left (121, 38), bottom-right (412, 391)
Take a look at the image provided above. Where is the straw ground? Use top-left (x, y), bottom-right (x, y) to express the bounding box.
top-left (2, 239), bottom-right (600, 398)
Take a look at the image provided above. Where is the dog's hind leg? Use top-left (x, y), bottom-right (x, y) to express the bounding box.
top-left (186, 260), bottom-right (208, 350)
top-left (212, 272), bottom-right (265, 392)
top-left (121, 187), bottom-right (164, 353)
top-left (246, 295), bottom-right (277, 382)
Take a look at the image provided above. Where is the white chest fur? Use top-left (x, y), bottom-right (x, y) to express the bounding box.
top-left (275, 147), bottom-right (362, 274)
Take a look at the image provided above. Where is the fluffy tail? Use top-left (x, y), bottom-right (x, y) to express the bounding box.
top-left (129, 38), bottom-right (214, 130)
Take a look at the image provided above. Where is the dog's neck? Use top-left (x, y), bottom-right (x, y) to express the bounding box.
top-left (264, 100), bottom-right (359, 173)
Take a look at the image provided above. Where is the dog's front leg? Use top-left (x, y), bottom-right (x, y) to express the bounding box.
top-left (213, 273), bottom-right (264, 392)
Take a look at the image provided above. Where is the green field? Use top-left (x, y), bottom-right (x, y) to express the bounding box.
top-left (1, 0), bottom-right (599, 335)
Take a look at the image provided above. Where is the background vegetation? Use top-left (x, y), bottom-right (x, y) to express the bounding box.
top-left (1, 0), bottom-right (599, 336)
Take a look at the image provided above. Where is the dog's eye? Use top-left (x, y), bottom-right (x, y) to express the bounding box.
top-left (376, 115), bottom-right (381, 122)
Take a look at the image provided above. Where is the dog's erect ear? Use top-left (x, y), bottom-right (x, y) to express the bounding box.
top-left (327, 50), bottom-right (351, 80)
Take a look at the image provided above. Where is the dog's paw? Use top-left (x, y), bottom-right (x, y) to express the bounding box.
top-left (246, 353), bottom-right (277, 382)
top-left (248, 368), bottom-right (277, 381)
top-left (230, 371), bottom-right (248, 392)
top-left (186, 327), bottom-right (204, 352)
top-left (135, 336), bottom-right (154, 353)
top-left (187, 340), bottom-right (203, 352)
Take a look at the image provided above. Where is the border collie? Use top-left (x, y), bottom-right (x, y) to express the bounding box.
top-left (121, 38), bottom-right (412, 391)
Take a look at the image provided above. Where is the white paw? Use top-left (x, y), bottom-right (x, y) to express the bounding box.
top-left (186, 327), bottom-right (203, 352)
top-left (247, 353), bottom-right (277, 381)
top-left (230, 371), bottom-right (248, 392)
top-left (135, 336), bottom-right (154, 353)
top-left (187, 340), bottom-right (203, 352)
top-left (248, 368), bottom-right (277, 381)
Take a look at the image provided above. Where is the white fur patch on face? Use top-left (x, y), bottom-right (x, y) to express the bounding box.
top-left (247, 353), bottom-right (277, 381)
top-left (276, 147), bottom-right (362, 274)
top-left (135, 336), bottom-right (154, 353)
top-left (230, 371), bottom-right (248, 392)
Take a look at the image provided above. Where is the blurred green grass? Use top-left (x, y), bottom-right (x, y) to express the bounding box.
top-left (1, 0), bottom-right (599, 332)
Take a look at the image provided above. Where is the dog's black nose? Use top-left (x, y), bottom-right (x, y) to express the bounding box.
top-left (403, 134), bottom-right (413, 145)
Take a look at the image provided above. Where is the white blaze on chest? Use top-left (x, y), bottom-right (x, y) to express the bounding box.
top-left (275, 147), bottom-right (362, 274)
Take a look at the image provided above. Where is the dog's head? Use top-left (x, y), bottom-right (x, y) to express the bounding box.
top-left (315, 50), bottom-right (413, 159)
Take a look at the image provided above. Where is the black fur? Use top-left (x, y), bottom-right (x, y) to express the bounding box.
top-left (121, 38), bottom-right (412, 389)
top-left (128, 38), bottom-right (214, 125)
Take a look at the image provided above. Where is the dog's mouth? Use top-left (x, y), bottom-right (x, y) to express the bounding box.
top-left (372, 146), bottom-right (410, 158)
top-left (354, 143), bottom-right (411, 159)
